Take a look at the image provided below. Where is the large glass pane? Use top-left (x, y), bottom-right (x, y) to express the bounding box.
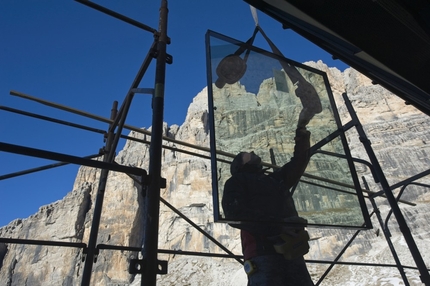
top-left (206, 30), bottom-right (370, 229)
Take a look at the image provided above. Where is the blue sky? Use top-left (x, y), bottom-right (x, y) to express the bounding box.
top-left (0, 0), bottom-right (349, 227)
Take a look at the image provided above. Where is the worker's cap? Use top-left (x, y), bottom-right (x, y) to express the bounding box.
top-left (230, 151), bottom-right (261, 175)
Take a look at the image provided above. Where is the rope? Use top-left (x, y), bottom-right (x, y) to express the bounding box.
top-left (250, 5), bottom-right (259, 26)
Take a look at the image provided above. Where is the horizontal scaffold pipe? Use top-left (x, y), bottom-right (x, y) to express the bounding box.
top-left (96, 244), bottom-right (243, 260)
top-left (8, 90), bottom-right (415, 206)
top-left (0, 142), bottom-right (146, 177)
top-left (0, 237), bottom-right (86, 249)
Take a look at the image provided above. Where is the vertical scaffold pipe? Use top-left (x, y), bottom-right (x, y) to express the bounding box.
top-left (81, 101), bottom-right (118, 286)
top-left (141, 1), bottom-right (168, 286)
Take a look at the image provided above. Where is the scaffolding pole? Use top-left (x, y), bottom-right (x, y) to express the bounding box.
top-left (81, 101), bottom-right (119, 286)
top-left (141, 1), bottom-right (168, 285)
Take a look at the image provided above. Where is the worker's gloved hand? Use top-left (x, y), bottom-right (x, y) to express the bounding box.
top-left (297, 108), bottom-right (315, 129)
top-left (272, 229), bottom-right (310, 260)
top-left (269, 216), bottom-right (310, 260)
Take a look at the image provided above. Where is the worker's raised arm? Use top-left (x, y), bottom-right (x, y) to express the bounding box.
top-left (276, 126), bottom-right (311, 189)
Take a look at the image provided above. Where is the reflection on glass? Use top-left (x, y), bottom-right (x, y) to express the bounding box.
top-left (207, 31), bottom-right (370, 229)
top-left (295, 148), bottom-right (365, 227)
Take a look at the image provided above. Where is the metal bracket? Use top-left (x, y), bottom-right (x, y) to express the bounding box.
top-left (93, 248), bottom-right (100, 263)
top-left (129, 258), bottom-right (144, 274)
top-left (157, 260), bottom-right (168, 275)
top-left (142, 176), bottom-right (166, 188)
top-left (128, 259), bottom-right (168, 275)
top-left (165, 54), bottom-right (173, 64)
top-left (149, 48), bottom-right (173, 64)
top-left (82, 248), bottom-right (87, 262)
top-left (141, 176), bottom-right (166, 197)
top-left (160, 177), bottom-right (166, 188)
top-left (131, 88), bottom-right (155, 95)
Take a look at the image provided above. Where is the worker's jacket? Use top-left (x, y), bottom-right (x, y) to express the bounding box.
top-left (222, 128), bottom-right (311, 260)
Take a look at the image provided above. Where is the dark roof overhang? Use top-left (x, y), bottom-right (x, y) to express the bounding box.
top-left (245, 0), bottom-right (430, 116)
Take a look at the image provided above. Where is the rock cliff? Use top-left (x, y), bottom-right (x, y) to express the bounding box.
top-left (1, 61), bottom-right (430, 285)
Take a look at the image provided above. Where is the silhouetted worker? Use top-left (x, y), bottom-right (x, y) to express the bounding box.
top-left (222, 123), bottom-right (314, 285)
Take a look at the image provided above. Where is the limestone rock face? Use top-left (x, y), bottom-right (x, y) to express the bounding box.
top-left (1, 61), bottom-right (430, 286)
top-left (0, 184), bottom-right (91, 285)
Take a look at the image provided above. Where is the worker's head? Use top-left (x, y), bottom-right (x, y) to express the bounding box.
top-left (230, 151), bottom-right (262, 175)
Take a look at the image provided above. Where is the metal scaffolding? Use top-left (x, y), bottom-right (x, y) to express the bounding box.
top-left (0, 1), bottom-right (429, 285)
